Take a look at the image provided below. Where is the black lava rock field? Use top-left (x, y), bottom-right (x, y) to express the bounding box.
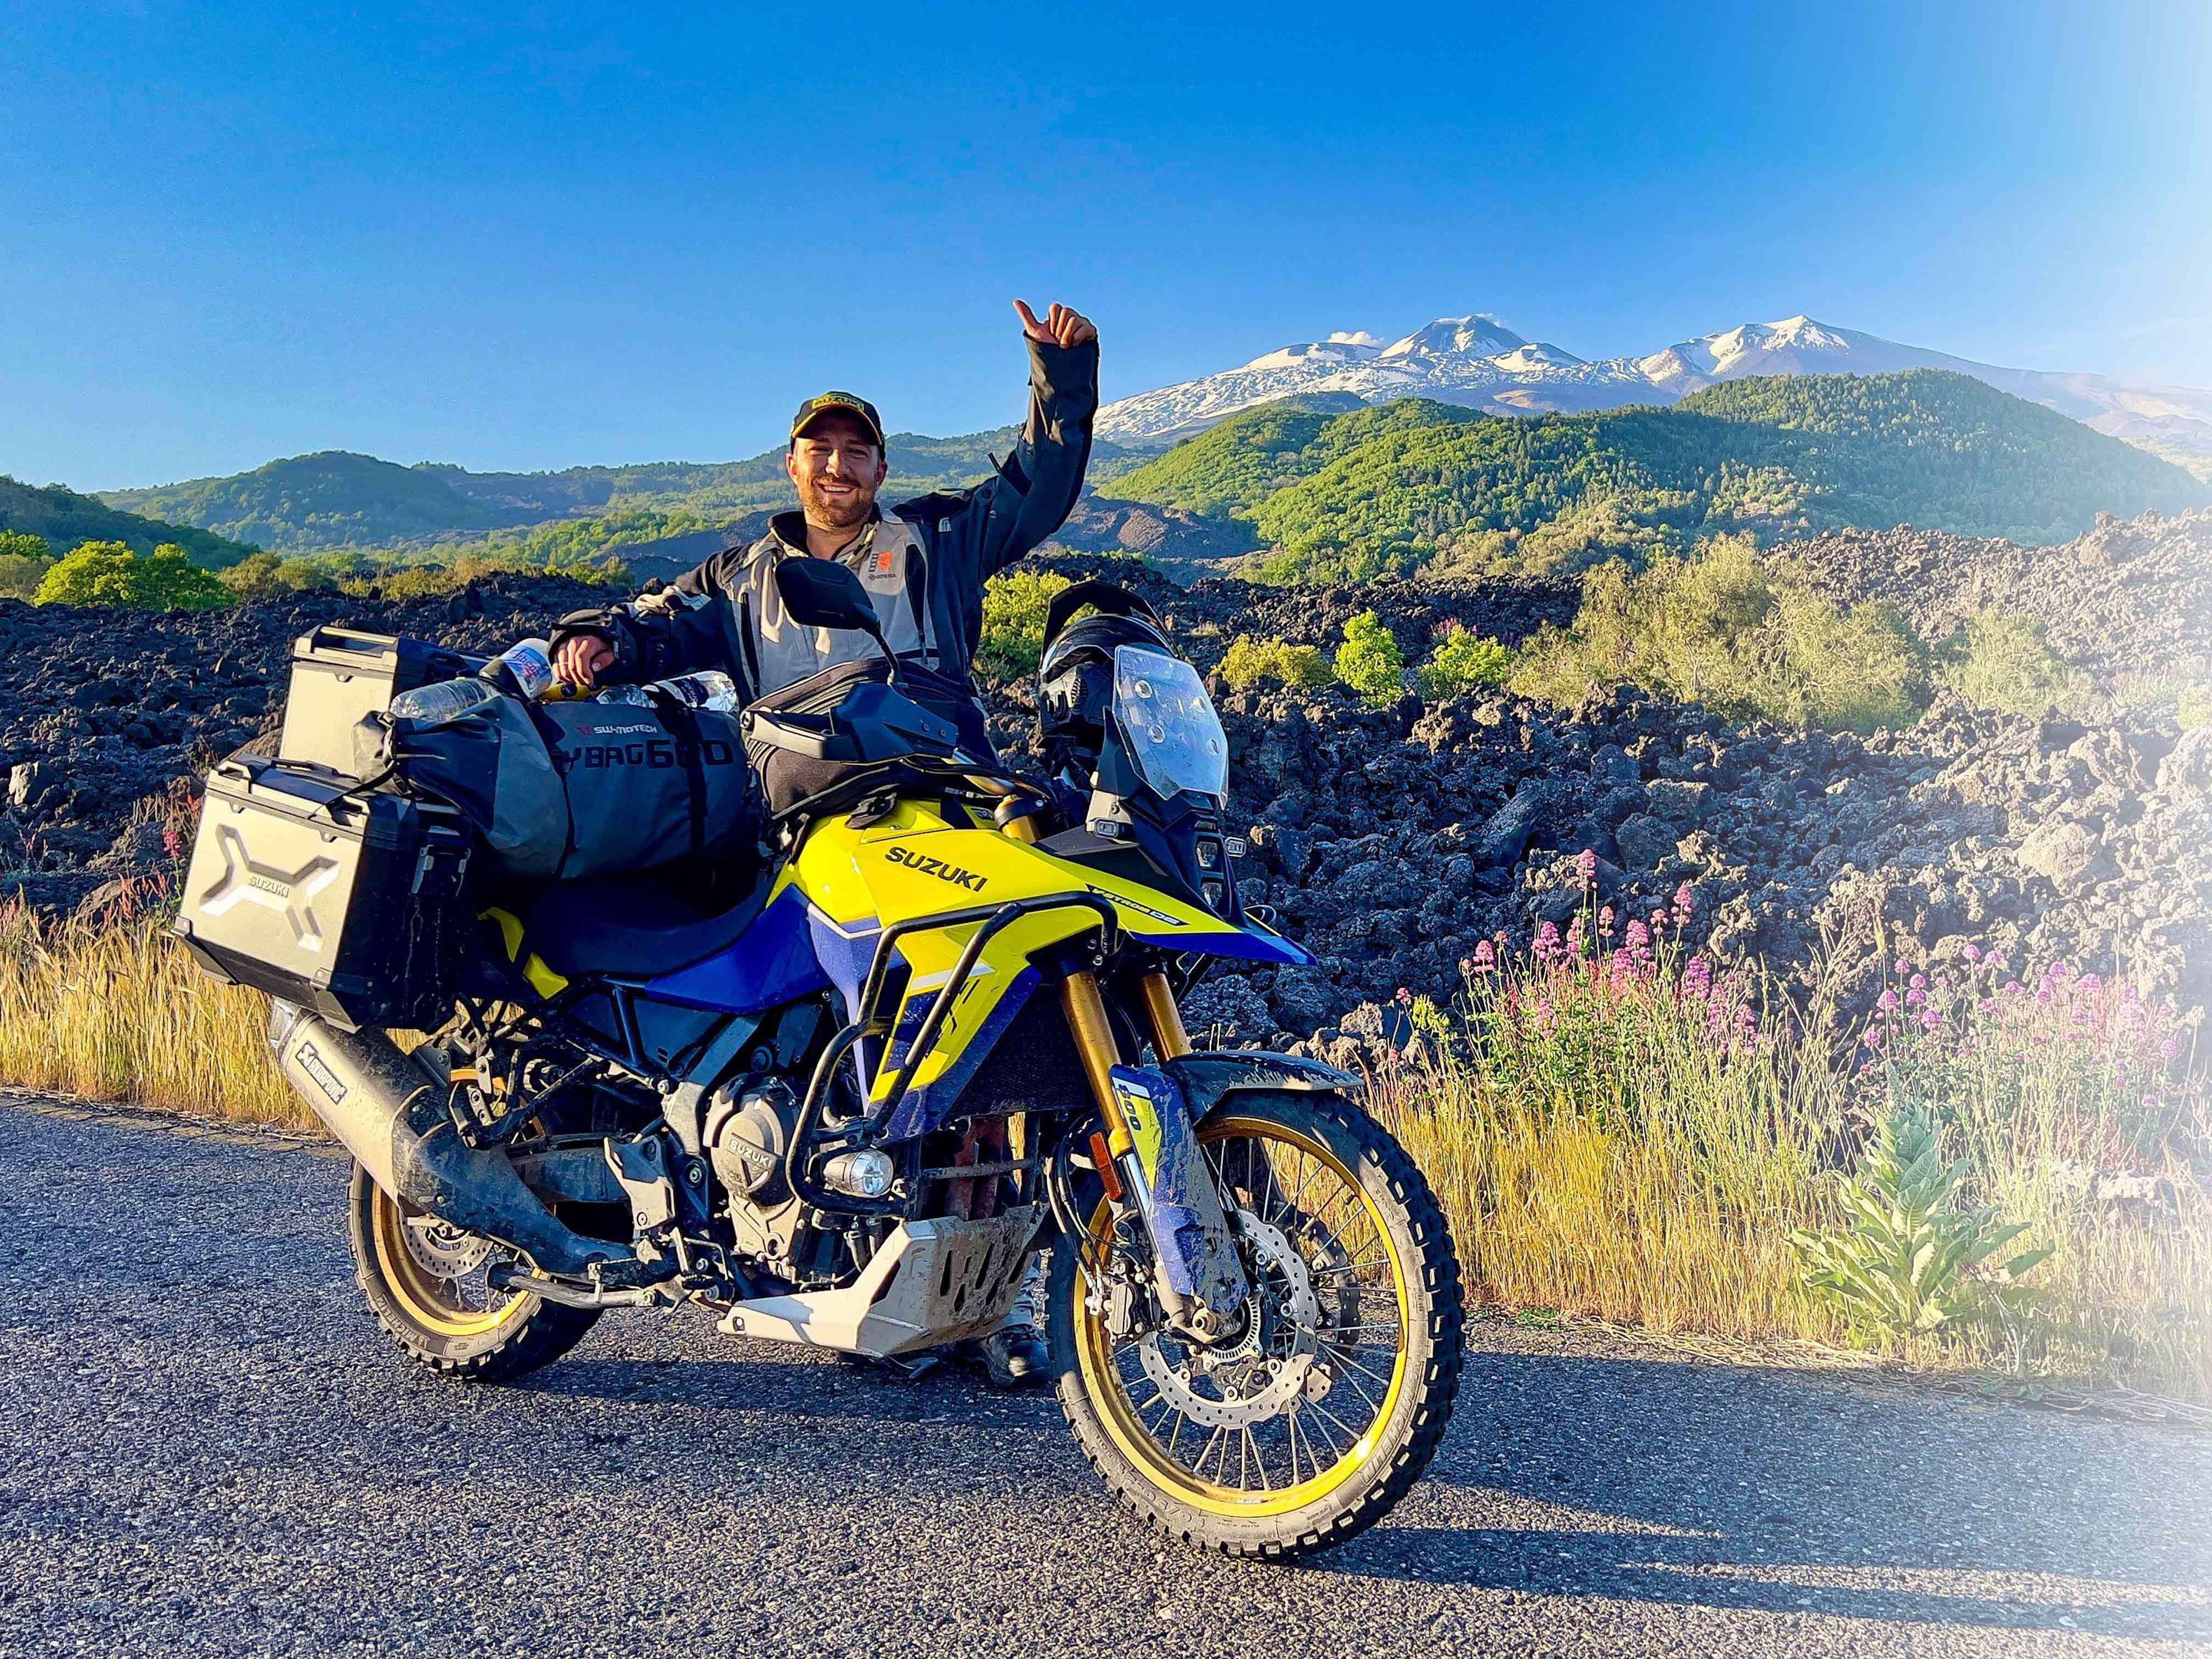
top-left (1, 512), bottom-right (2207, 1053)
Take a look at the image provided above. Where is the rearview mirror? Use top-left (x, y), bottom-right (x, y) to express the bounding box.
top-left (775, 557), bottom-right (883, 637)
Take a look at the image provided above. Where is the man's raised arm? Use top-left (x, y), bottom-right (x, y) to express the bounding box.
top-left (970, 300), bottom-right (1100, 575)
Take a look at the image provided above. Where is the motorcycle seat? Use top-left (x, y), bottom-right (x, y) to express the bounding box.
top-left (522, 868), bottom-right (776, 980)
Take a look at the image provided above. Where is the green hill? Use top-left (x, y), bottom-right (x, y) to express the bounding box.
top-left (0, 476), bottom-right (261, 567)
top-left (101, 429), bottom-right (1147, 554)
top-left (1107, 370), bottom-right (2212, 583)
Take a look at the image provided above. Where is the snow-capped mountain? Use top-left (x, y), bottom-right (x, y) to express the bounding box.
top-left (1096, 313), bottom-right (2212, 469)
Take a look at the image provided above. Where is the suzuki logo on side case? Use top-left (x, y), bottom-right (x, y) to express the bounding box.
top-left (883, 845), bottom-right (987, 891)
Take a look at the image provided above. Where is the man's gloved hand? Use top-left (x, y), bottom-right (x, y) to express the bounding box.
top-left (1012, 299), bottom-right (1098, 349)
top-left (552, 633), bottom-right (615, 691)
top-left (550, 606), bottom-right (637, 691)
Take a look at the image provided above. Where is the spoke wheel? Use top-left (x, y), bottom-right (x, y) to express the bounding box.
top-left (1051, 1089), bottom-right (1462, 1560)
top-left (347, 1163), bottom-right (602, 1381)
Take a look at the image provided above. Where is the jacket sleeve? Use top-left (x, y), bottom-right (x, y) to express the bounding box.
top-left (550, 550), bottom-right (743, 685)
top-left (936, 336), bottom-right (1099, 579)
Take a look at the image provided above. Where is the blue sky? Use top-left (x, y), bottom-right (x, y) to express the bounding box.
top-left (4, 1), bottom-right (2208, 491)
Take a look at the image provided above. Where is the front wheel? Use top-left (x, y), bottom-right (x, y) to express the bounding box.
top-left (1048, 1089), bottom-right (1463, 1559)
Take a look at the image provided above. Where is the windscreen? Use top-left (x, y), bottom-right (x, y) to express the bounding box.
top-left (1111, 645), bottom-right (1228, 800)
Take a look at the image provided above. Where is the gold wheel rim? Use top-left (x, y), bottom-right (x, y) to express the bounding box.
top-left (368, 1187), bottom-right (530, 1340)
top-left (1075, 1114), bottom-right (1411, 1519)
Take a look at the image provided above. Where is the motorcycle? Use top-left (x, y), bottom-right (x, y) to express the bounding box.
top-left (209, 558), bottom-right (1464, 1559)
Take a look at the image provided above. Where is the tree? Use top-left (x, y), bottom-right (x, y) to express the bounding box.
top-left (0, 529), bottom-right (54, 601)
top-left (35, 541), bottom-right (231, 611)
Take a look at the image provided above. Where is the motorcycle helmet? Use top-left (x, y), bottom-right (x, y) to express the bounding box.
top-left (1035, 580), bottom-right (1171, 774)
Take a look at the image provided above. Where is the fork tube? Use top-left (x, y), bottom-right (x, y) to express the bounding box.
top-left (1062, 970), bottom-right (1133, 1155)
top-left (1138, 972), bottom-right (1193, 1060)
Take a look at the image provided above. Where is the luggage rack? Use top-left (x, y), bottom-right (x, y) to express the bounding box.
top-left (783, 891), bottom-right (1122, 1215)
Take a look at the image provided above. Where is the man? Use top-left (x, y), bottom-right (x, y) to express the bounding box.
top-left (548, 299), bottom-right (1099, 1389)
top-left (550, 299), bottom-right (1098, 764)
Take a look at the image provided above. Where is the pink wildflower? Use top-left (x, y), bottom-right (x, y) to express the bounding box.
top-left (1534, 922), bottom-right (1564, 964)
top-left (1921, 1007), bottom-right (1942, 1032)
top-left (1577, 848), bottom-right (1598, 887)
top-left (1877, 990), bottom-right (1900, 1013)
top-left (1599, 906), bottom-right (1616, 934)
top-left (1673, 882), bottom-right (1695, 917)
top-left (1962, 942), bottom-right (1982, 963)
top-left (1906, 988), bottom-right (1926, 1008)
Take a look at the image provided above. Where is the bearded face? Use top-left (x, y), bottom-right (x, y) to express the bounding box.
top-left (787, 413), bottom-right (887, 532)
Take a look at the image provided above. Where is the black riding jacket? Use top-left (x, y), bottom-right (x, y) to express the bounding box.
top-left (554, 336), bottom-right (1098, 758)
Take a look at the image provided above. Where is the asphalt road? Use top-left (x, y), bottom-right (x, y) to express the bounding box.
top-left (2, 1097), bottom-right (2208, 1659)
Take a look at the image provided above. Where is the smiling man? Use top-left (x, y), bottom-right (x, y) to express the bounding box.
top-left (543, 301), bottom-right (1098, 1390)
top-left (550, 300), bottom-right (1100, 768)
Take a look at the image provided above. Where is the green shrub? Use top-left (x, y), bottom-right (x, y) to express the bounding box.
top-left (2180, 685), bottom-right (2212, 730)
top-left (1333, 610), bottom-right (1407, 706)
top-left (1936, 611), bottom-right (2091, 716)
top-left (33, 541), bottom-right (230, 611)
top-left (218, 551), bottom-right (338, 598)
top-left (0, 531), bottom-right (55, 601)
top-left (1419, 625), bottom-right (1511, 697)
top-left (1511, 535), bottom-right (1929, 732)
top-left (975, 568), bottom-right (1073, 681)
top-left (1790, 1095), bottom-right (2048, 1341)
top-left (1217, 635), bottom-right (1333, 692)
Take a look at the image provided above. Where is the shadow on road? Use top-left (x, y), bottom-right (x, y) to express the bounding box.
top-left (1311, 1348), bottom-right (2210, 1640)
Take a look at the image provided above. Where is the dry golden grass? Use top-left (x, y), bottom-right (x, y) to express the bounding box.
top-left (0, 885), bottom-right (2202, 1400)
top-left (0, 895), bottom-right (317, 1131)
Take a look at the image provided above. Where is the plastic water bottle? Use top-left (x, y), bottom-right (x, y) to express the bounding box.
top-left (483, 638), bottom-right (556, 701)
top-left (592, 685), bottom-right (654, 707)
top-left (391, 637), bottom-right (557, 723)
top-left (652, 670), bottom-right (739, 712)
top-left (388, 676), bottom-right (500, 725)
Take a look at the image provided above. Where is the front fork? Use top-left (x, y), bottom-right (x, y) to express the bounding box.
top-left (1064, 968), bottom-right (1250, 1336)
top-left (993, 792), bottom-right (1249, 1334)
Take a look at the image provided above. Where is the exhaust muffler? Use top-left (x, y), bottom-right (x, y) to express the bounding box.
top-left (268, 1000), bottom-right (620, 1279)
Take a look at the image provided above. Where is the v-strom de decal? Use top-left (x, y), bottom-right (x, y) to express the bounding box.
top-left (883, 845), bottom-right (988, 892)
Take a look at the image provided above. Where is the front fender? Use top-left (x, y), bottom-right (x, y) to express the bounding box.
top-left (1163, 1049), bottom-right (1361, 1120)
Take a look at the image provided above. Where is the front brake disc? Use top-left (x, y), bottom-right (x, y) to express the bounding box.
top-left (1134, 1212), bottom-right (1320, 1430)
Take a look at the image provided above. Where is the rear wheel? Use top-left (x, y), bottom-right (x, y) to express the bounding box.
top-left (346, 1164), bottom-right (601, 1381)
top-left (1048, 1089), bottom-right (1463, 1559)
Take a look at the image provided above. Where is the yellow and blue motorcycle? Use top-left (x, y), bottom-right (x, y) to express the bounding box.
top-left (257, 560), bottom-right (1464, 1560)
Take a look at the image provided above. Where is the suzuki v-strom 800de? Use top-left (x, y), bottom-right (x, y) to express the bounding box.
top-left (180, 560), bottom-right (1463, 1560)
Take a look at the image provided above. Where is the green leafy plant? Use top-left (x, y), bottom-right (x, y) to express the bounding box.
top-left (0, 531), bottom-right (55, 602)
top-left (975, 567), bottom-right (1074, 681)
top-left (1217, 635), bottom-right (1333, 692)
top-left (1419, 625), bottom-right (1511, 696)
top-left (1511, 535), bottom-right (1930, 732)
top-left (33, 541), bottom-right (230, 612)
top-left (1791, 1097), bottom-right (2049, 1339)
top-left (1333, 610), bottom-right (1406, 706)
top-left (1936, 610), bottom-right (2091, 716)
top-left (218, 550), bottom-right (337, 597)
top-left (2177, 684), bottom-right (2211, 731)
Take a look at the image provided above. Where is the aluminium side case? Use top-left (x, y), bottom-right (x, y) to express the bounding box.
top-left (278, 627), bottom-right (475, 774)
top-left (171, 755), bottom-right (473, 1031)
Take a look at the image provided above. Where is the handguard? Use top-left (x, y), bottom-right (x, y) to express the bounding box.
top-left (1107, 1064), bottom-right (1251, 1321)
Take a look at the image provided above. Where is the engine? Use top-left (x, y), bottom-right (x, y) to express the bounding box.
top-left (704, 1077), bottom-right (808, 1265)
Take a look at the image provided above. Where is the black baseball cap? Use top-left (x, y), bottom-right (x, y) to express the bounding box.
top-left (789, 391), bottom-right (885, 452)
